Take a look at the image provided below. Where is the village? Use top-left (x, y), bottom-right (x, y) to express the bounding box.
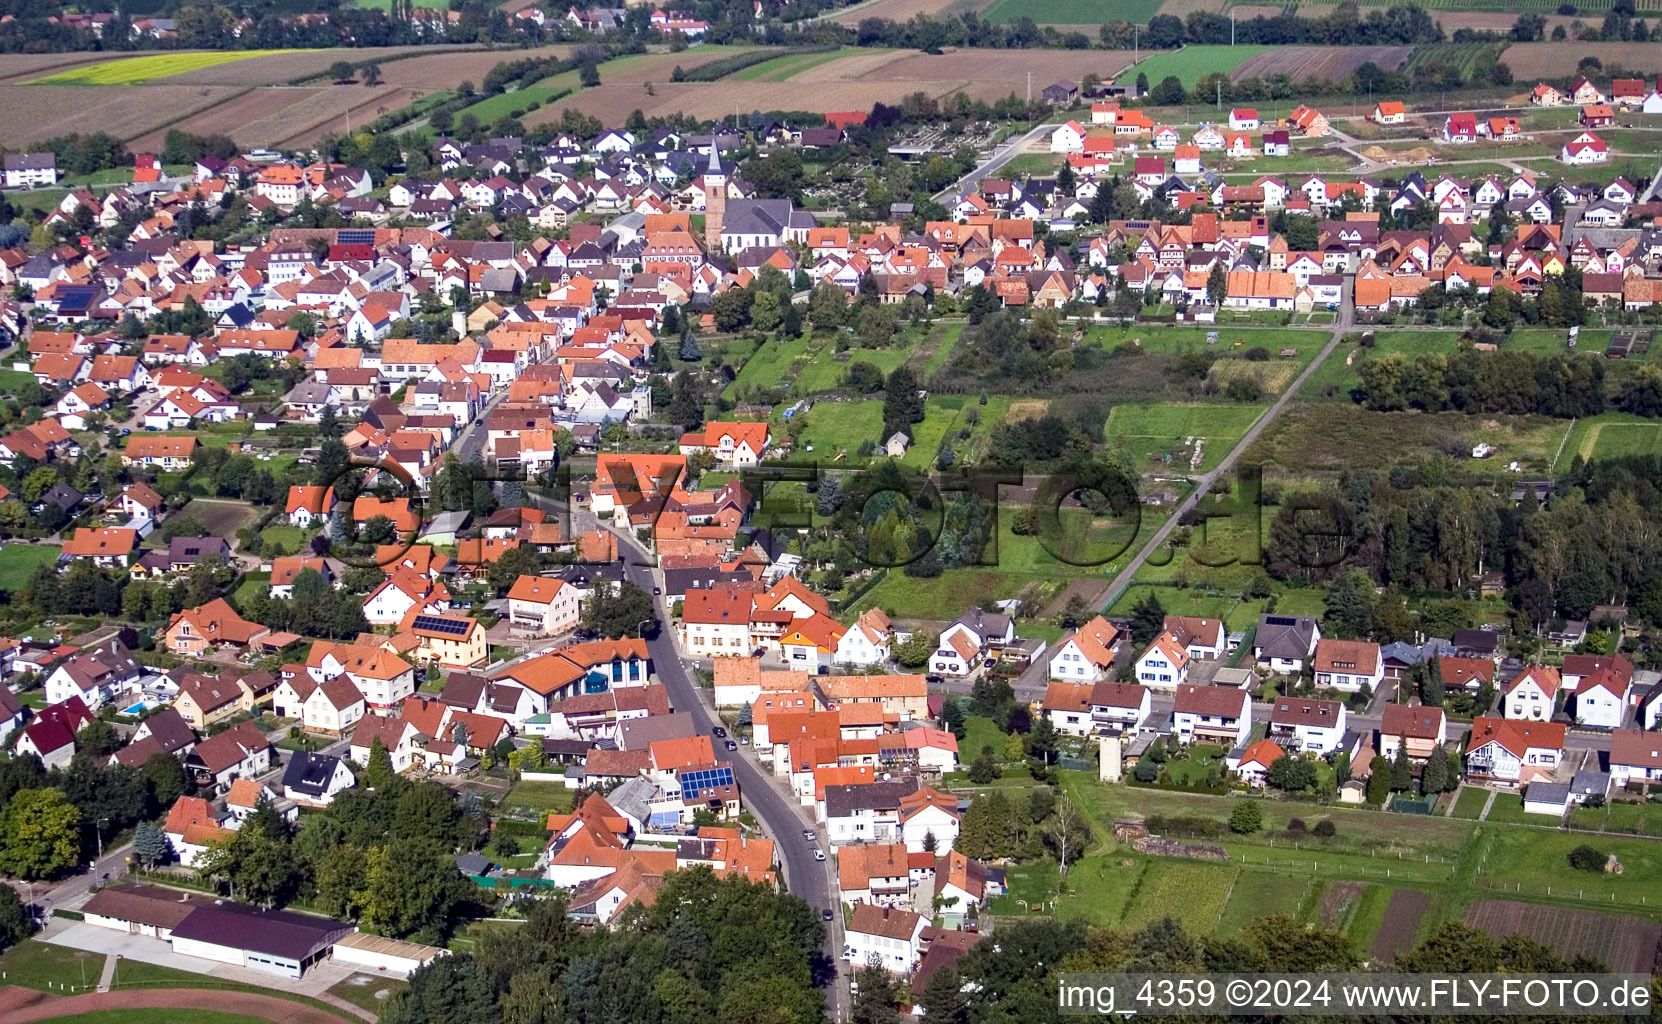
top-left (4, 59), bottom-right (1662, 1023)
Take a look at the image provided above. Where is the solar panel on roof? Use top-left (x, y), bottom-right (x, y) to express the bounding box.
top-left (681, 765), bottom-right (734, 798)
top-left (413, 615), bottom-right (471, 636)
top-left (337, 229), bottom-right (376, 246)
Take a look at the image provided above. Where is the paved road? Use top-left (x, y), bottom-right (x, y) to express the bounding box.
top-left (455, 388), bottom-right (514, 465)
top-left (1095, 278), bottom-right (1356, 615)
top-left (935, 122), bottom-right (1056, 202)
top-left (608, 529), bottom-right (845, 1019)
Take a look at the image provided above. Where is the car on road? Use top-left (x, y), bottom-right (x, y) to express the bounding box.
top-left (712, 726), bottom-right (727, 738)
top-left (724, 740), bottom-right (737, 750)
top-left (803, 830), bottom-right (816, 841)
top-left (652, 586), bottom-right (661, 595)
top-left (822, 907), bottom-right (834, 920)
top-left (814, 850), bottom-right (826, 862)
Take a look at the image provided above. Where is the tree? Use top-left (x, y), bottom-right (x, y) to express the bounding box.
top-left (1421, 747), bottom-right (1449, 793)
top-left (584, 581), bottom-right (657, 638)
top-left (75, 719), bottom-right (121, 758)
top-left (1229, 800), bottom-right (1263, 834)
top-left (0, 789), bottom-right (81, 880)
top-left (1205, 263), bottom-right (1227, 307)
top-left (357, 839), bottom-right (470, 939)
top-left (1129, 591), bottom-right (1167, 648)
top-left (967, 747), bottom-right (1000, 784)
top-left (364, 737), bottom-right (394, 790)
top-left (882, 365), bottom-right (924, 440)
top-left (1390, 739), bottom-right (1413, 792)
top-left (133, 820), bottom-right (170, 867)
top-left (1366, 756), bottom-right (1392, 804)
top-left (329, 60), bottom-right (355, 82)
top-left (1266, 755), bottom-right (1318, 793)
top-left (1044, 795), bottom-right (1088, 875)
top-left (1568, 844), bottom-right (1606, 872)
top-left (916, 964), bottom-right (969, 1024)
top-left (1422, 656), bottom-right (1446, 707)
top-left (0, 885), bottom-right (32, 954)
top-left (850, 956), bottom-right (899, 1024)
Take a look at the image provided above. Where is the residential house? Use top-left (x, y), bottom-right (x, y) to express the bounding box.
top-left (1171, 684), bottom-right (1251, 746)
top-left (1266, 696), bottom-right (1347, 754)
top-left (1503, 665), bottom-right (1562, 722)
top-left (1465, 717), bottom-right (1565, 783)
top-left (1254, 614), bottom-right (1321, 674)
top-left (1378, 703), bottom-right (1446, 762)
top-left (845, 904), bottom-right (926, 974)
top-left (1134, 632), bottom-right (1189, 689)
top-left (1313, 638), bottom-right (1383, 693)
top-left (1047, 615), bottom-right (1119, 681)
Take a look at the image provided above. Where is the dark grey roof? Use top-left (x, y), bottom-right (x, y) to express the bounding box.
top-left (1570, 769), bottom-right (1611, 798)
top-left (617, 710), bottom-right (696, 751)
top-left (168, 901), bottom-right (351, 960)
top-left (823, 778), bottom-right (919, 819)
top-left (1254, 614), bottom-right (1318, 660)
top-left (281, 751), bottom-right (345, 797)
top-left (5, 152), bottom-right (54, 171)
top-left (1525, 782), bottom-right (1571, 806)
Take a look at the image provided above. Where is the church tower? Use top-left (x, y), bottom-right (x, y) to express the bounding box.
top-left (703, 145), bottom-right (726, 255)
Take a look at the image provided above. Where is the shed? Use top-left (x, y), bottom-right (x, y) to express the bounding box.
top-left (333, 931), bottom-right (449, 977)
top-left (1522, 782), bottom-right (1571, 816)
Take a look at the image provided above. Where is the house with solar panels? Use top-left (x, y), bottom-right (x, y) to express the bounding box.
top-left (396, 610), bottom-right (488, 668)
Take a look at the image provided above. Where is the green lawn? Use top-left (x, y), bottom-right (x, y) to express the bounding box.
top-left (988, 855), bottom-right (1146, 922)
top-left (1479, 829), bottom-right (1662, 903)
top-left (260, 524), bottom-right (309, 554)
top-left (961, 714), bottom-right (1009, 761)
top-left (502, 780), bottom-right (576, 814)
top-left (1556, 413), bottom-right (1662, 470)
top-left (1105, 403), bottom-right (1268, 474)
top-left (730, 336), bottom-right (814, 395)
top-left (790, 399), bottom-right (886, 459)
top-left (0, 545), bottom-right (61, 590)
top-left (1128, 45), bottom-right (1274, 88)
top-left (326, 973), bottom-right (409, 1013)
top-left (0, 939), bottom-right (104, 993)
top-left (231, 572), bottom-right (271, 610)
top-left (1450, 786), bottom-right (1490, 820)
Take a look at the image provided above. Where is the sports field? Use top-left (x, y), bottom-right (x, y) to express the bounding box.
top-left (1556, 414), bottom-right (1662, 469)
top-left (27, 50), bottom-right (306, 86)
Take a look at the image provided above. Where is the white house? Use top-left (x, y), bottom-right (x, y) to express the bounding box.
top-left (507, 575), bottom-right (581, 635)
top-left (1228, 108), bottom-right (1260, 131)
top-left (931, 610), bottom-right (1013, 678)
top-left (1164, 615), bottom-right (1225, 660)
top-left (676, 421), bottom-right (770, 467)
top-left (1266, 696), bottom-right (1347, 754)
top-left (1050, 120), bottom-right (1086, 153)
top-left (42, 639), bottom-right (142, 710)
top-left (1042, 681), bottom-right (1097, 737)
top-left (1312, 638), bottom-right (1383, 693)
top-left (834, 608), bottom-right (892, 668)
top-left (1171, 684), bottom-right (1250, 747)
top-left (1047, 615), bottom-right (1119, 681)
top-left (1088, 681), bottom-right (1151, 735)
top-left (1134, 632), bottom-right (1189, 689)
top-left (285, 486), bottom-right (336, 529)
top-left (1503, 665), bottom-right (1562, 722)
top-left (1228, 738), bottom-right (1284, 787)
top-left (1608, 729), bottom-right (1662, 787)
top-left (898, 787), bottom-right (960, 853)
top-left (845, 904), bottom-right (926, 974)
top-left (1464, 717), bottom-right (1565, 783)
top-left (1573, 667), bottom-right (1629, 729)
top-left (281, 751), bottom-right (356, 806)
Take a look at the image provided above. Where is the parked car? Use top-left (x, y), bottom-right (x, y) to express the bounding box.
top-left (814, 850), bottom-right (826, 862)
top-left (712, 726), bottom-right (727, 738)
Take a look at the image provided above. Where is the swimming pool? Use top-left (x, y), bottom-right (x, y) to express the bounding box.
top-left (119, 698), bottom-right (158, 715)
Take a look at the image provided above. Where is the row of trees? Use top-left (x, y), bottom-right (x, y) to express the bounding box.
top-left (383, 869), bottom-right (825, 1024)
top-left (1352, 350), bottom-right (1608, 418)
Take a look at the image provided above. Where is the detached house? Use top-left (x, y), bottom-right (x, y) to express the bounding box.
top-left (1312, 638), bottom-right (1382, 693)
top-left (1503, 665), bottom-right (1562, 722)
top-left (1267, 696), bottom-right (1347, 754)
top-left (1134, 632), bottom-right (1189, 689)
top-left (1378, 703), bottom-right (1446, 762)
top-left (1172, 684), bottom-right (1251, 747)
top-left (1608, 729), bottom-right (1662, 787)
top-left (1254, 614), bottom-right (1320, 674)
top-left (1465, 717), bottom-right (1565, 783)
top-left (507, 575), bottom-right (581, 635)
top-left (1047, 615), bottom-right (1119, 682)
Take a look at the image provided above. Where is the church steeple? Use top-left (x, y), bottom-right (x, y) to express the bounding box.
top-left (704, 138), bottom-right (727, 255)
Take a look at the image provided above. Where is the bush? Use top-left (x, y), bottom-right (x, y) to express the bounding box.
top-left (1568, 844), bottom-right (1606, 872)
top-left (1133, 760), bottom-right (1159, 783)
top-left (1243, 346), bottom-right (1270, 362)
top-left (1146, 814), bottom-right (1223, 838)
top-left (1229, 801), bottom-right (1264, 835)
top-left (1312, 819), bottom-right (1337, 837)
top-left (1286, 817), bottom-right (1307, 833)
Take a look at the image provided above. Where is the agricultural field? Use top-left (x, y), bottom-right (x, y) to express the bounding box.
top-left (830, 0), bottom-right (994, 24)
top-left (26, 50), bottom-right (302, 85)
top-left (1128, 45), bottom-right (1272, 89)
top-left (1501, 41), bottom-right (1662, 78)
top-left (1121, 859), bottom-right (1238, 932)
top-left (732, 47), bottom-right (873, 82)
top-left (1216, 870), bottom-right (1313, 935)
top-left (1230, 44), bottom-right (1413, 83)
top-left (1370, 889), bottom-right (1432, 961)
top-left (1403, 41), bottom-right (1503, 79)
top-left (0, 51), bottom-right (137, 84)
top-left (984, 0), bottom-right (1165, 26)
top-left (0, 45), bottom-right (502, 148)
top-left (1247, 402), bottom-right (1572, 474)
top-left (1464, 901), bottom-right (1661, 973)
top-left (548, 47), bottom-right (1137, 120)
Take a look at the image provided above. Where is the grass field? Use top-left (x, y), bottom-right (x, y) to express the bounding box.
top-left (502, 780), bottom-right (576, 814)
top-left (1122, 859), bottom-right (1237, 931)
top-left (28, 51), bottom-right (301, 85)
top-left (1450, 786), bottom-right (1490, 820)
top-left (961, 714), bottom-right (1009, 760)
top-left (260, 524), bottom-right (309, 554)
top-left (0, 544), bottom-right (61, 590)
top-left (0, 939), bottom-right (105, 992)
top-left (1216, 869), bottom-right (1313, 935)
top-left (1128, 45), bottom-right (1273, 88)
top-left (1105, 403), bottom-right (1267, 474)
top-left (734, 47), bottom-right (870, 82)
top-left (1556, 413), bottom-right (1662, 470)
top-left (327, 973), bottom-right (409, 1013)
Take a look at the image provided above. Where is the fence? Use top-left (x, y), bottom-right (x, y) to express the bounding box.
top-left (834, 568), bottom-right (888, 614)
top-left (1471, 877), bottom-right (1657, 911)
